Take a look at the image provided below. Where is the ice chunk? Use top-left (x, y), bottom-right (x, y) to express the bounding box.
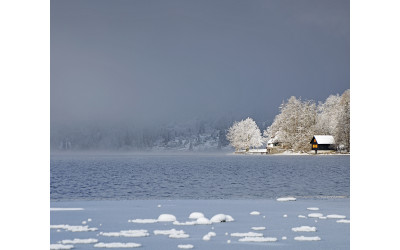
top-left (189, 212), bottom-right (204, 219)
top-left (169, 233), bottom-right (189, 238)
top-left (154, 229), bottom-right (185, 236)
top-left (307, 207), bottom-right (319, 211)
top-left (210, 214), bottom-right (234, 223)
top-left (50, 244), bottom-right (74, 250)
top-left (50, 224), bottom-right (98, 232)
top-left (100, 230), bottom-right (149, 237)
top-left (177, 244), bottom-right (194, 249)
top-left (298, 215), bottom-right (306, 218)
top-left (308, 213), bottom-right (324, 218)
top-left (336, 219), bottom-right (350, 223)
top-left (196, 217), bottom-right (212, 225)
top-left (238, 237), bottom-right (278, 242)
top-left (202, 231), bottom-right (216, 241)
top-left (294, 236), bottom-right (321, 241)
top-left (291, 226), bottom-right (317, 232)
top-left (94, 242), bottom-right (141, 248)
top-left (129, 219), bottom-right (158, 224)
top-left (158, 214), bottom-right (177, 222)
top-left (231, 232), bottom-right (263, 237)
top-left (173, 220), bottom-right (197, 226)
top-left (250, 211), bottom-right (260, 215)
top-left (61, 238), bottom-right (98, 244)
top-left (276, 197), bottom-right (296, 202)
top-left (282, 236), bottom-right (287, 240)
top-left (327, 214), bottom-right (346, 219)
top-left (251, 227), bottom-right (266, 231)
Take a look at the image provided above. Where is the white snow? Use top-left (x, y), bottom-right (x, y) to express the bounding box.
top-left (100, 230), bottom-right (149, 237)
top-left (313, 135), bottom-right (335, 144)
top-left (227, 240), bottom-right (231, 244)
top-left (189, 212), bottom-right (204, 219)
top-left (196, 217), bottom-right (212, 225)
top-left (177, 244), bottom-right (194, 249)
top-left (327, 214), bottom-right (346, 219)
top-left (319, 216), bottom-right (327, 219)
top-left (291, 226), bottom-right (317, 232)
top-left (238, 237), bottom-right (278, 242)
top-left (169, 233), bottom-right (189, 238)
top-left (294, 236), bottom-right (321, 241)
top-left (82, 221), bottom-right (87, 225)
top-left (88, 218), bottom-right (92, 222)
top-left (250, 211), bottom-right (260, 215)
top-left (231, 232), bottom-right (263, 237)
top-left (154, 229), bottom-right (187, 238)
top-left (276, 197), bottom-right (296, 202)
top-left (308, 213), bottom-right (324, 218)
top-left (210, 214), bottom-right (234, 223)
top-left (173, 220), bottom-right (197, 226)
top-left (51, 208), bottom-right (84, 211)
top-left (307, 207), bottom-right (320, 211)
top-left (50, 244), bottom-right (74, 250)
top-left (129, 219), bottom-right (158, 224)
top-left (202, 232), bottom-right (216, 241)
top-left (50, 224), bottom-right (98, 232)
top-left (251, 227), bottom-right (266, 231)
top-left (157, 214), bottom-right (177, 222)
top-left (283, 214), bottom-right (288, 218)
top-left (94, 242), bottom-right (141, 248)
top-left (336, 219), bottom-right (350, 223)
top-left (282, 236), bottom-right (287, 240)
top-left (298, 215), bottom-right (307, 218)
top-left (60, 238), bottom-right (98, 244)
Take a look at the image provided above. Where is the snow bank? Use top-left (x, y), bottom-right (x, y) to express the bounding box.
top-left (336, 219), bottom-right (350, 223)
top-left (157, 214), bottom-right (177, 222)
top-left (210, 214), bottom-right (234, 223)
top-left (94, 242), bottom-right (141, 248)
top-left (327, 214), bottom-right (346, 219)
top-left (291, 226), bottom-right (317, 232)
top-left (251, 227), bottom-right (266, 231)
top-left (50, 244), bottom-right (74, 250)
top-left (308, 213), bottom-right (324, 218)
top-left (51, 208), bottom-right (84, 211)
top-left (294, 236), bottom-right (321, 241)
top-left (60, 238), bottom-right (98, 244)
top-left (307, 207), bottom-right (319, 211)
top-left (276, 197), bottom-right (296, 202)
top-left (189, 212), bottom-right (204, 219)
top-left (250, 211), bottom-right (260, 215)
top-left (238, 237), bottom-right (278, 242)
top-left (100, 230), bottom-right (149, 237)
top-left (231, 232), bottom-right (263, 237)
top-left (129, 219), bottom-right (157, 224)
top-left (177, 244), bottom-right (194, 249)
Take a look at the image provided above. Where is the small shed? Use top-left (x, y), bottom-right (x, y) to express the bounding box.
top-left (310, 135), bottom-right (335, 152)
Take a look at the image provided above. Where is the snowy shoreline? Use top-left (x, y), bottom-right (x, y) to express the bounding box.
top-left (51, 198), bottom-right (349, 249)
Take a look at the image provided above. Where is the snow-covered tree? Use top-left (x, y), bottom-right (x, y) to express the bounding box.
top-left (315, 94), bottom-right (341, 135)
top-left (335, 89), bottom-right (350, 151)
top-left (226, 117), bottom-right (264, 151)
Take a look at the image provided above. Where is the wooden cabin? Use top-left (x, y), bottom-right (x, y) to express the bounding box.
top-left (310, 135), bottom-right (335, 153)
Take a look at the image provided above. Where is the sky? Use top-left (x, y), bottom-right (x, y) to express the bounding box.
top-left (51, 0), bottom-right (349, 127)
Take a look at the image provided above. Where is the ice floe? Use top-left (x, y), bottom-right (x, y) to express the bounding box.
top-left (276, 197), bottom-right (296, 202)
top-left (177, 244), bottom-right (194, 249)
top-left (307, 207), bottom-right (320, 211)
top-left (250, 211), bottom-right (260, 215)
top-left (308, 213), bottom-right (324, 218)
top-left (202, 231), bottom-right (216, 241)
top-left (294, 236), bottom-right (321, 241)
top-left (282, 236), bottom-right (287, 240)
top-left (50, 244), bottom-right (74, 250)
top-left (336, 219), bottom-right (350, 223)
top-left (129, 219), bottom-right (158, 224)
top-left (154, 228), bottom-right (188, 239)
top-left (173, 220), bottom-right (197, 226)
top-left (51, 208), bottom-right (84, 211)
top-left (298, 215), bottom-right (307, 218)
top-left (231, 232), bottom-right (263, 237)
top-left (50, 224), bottom-right (98, 232)
top-left (283, 214), bottom-right (288, 218)
top-left (210, 214), bottom-right (234, 223)
top-left (88, 218), bottom-right (92, 222)
top-left (158, 214), bottom-right (177, 222)
top-left (291, 226), bottom-right (317, 232)
top-left (100, 230), bottom-right (149, 237)
top-left (189, 212), bottom-right (205, 219)
top-left (238, 237), bottom-right (278, 242)
top-left (60, 238), bottom-right (98, 244)
top-left (251, 227), bottom-right (266, 231)
top-left (327, 214), bottom-right (346, 219)
top-left (94, 242), bottom-right (141, 248)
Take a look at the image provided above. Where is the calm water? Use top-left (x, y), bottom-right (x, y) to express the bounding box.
top-left (50, 154), bottom-right (349, 201)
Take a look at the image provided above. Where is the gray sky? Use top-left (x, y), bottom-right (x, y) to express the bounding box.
top-left (51, 0), bottom-right (349, 126)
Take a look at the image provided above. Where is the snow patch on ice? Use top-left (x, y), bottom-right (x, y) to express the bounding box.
top-left (50, 244), bottom-right (74, 250)
top-left (251, 227), bottom-right (266, 231)
top-left (129, 219), bottom-right (158, 224)
top-left (327, 214), bottom-right (346, 219)
top-left (231, 232), bottom-right (263, 237)
top-left (202, 231), bottom-right (216, 240)
top-left (154, 229), bottom-right (187, 238)
top-left (250, 211), bottom-right (260, 215)
top-left (196, 217), bottom-right (212, 225)
top-left (50, 224), bottom-right (98, 232)
top-left (173, 220), bottom-right (197, 226)
top-left (336, 219), bottom-right (350, 223)
top-left (238, 237), bottom-right (278, 242)
top-left (307, 207), bottom-right (320, 211)
top-left (189, 212), bottom-right (204, 219)
top-left (298, 215), bottom-right (307, 218)
top-left (210, 214), bottom-right (234, 223)
top-left (158, 214), bottom-right (177, 222)
top-left (100, 230), bottom-right (149, 237)
top-left (294, 236), bottom-right (321, 241)
top-left (277, 197), bottom-right (296, 202)
top-left (94, 242), bottom-right (141, 248)
top-left (283, 214), bottom-right (288, 218)
top-left (177, 244), bottom-right (194, 249)
top-left (308, 213), bottom-right (324, 218)
top-left (61, 238), bottom-right (98, 244)
top-left (282, 236), bottom-right (287, 240)
top-left (291, 226), bottom-right (317, 232)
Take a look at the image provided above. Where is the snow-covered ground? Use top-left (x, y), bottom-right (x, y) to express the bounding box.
top-left (51, 199), bottom-right (349, 249)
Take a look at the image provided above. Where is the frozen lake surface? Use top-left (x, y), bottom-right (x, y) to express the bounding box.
top-left (51, 199), bottom-right (349, 249)
top-left (51, 154), bottom-right (349, 200)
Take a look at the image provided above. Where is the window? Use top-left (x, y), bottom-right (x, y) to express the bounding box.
top-left (312, 144), bottom-right (318, 149)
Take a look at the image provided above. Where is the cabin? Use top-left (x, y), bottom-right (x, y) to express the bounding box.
top-left (310, 135), bottom-right (335, 153)
top-left (266, 137), bottom-right (284, 154)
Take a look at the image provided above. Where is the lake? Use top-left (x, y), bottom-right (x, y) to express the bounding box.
top-left (50, 154), bottom-right (349, 201)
